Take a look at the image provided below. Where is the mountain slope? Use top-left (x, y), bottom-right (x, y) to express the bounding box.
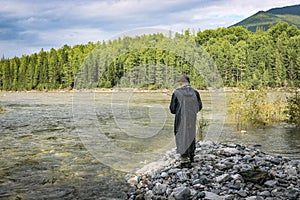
top-left (232, 4), bottom-right (300, 32)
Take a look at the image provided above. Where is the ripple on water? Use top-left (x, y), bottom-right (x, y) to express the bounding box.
top-left (0, 92), bottom-right (299, 199)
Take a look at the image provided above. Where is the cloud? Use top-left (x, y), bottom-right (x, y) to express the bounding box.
top-left (0, 0), bottom-right (299, 58)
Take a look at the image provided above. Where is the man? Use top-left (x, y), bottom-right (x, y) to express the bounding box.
top-left (169, 75), bottom-right (202, 163)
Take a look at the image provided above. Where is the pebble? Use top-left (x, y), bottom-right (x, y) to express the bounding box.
top-left (171, 187), bottom-right (190, 200)
top-left (127, 142), bottom-right (300, 200)
top-left (160, 172), bottom-right (168, 178)
top-left (264, 180), bottom-right (277, 187)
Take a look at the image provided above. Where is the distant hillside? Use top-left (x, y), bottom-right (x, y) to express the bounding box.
top-left (232, 4), bottom-right (300, 32)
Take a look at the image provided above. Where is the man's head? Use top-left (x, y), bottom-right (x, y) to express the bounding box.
top-left (179, 75), bottom-right (190, 85)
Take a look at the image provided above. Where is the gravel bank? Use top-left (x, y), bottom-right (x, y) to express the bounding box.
top-left (127, 141), bottom-right (299, 200)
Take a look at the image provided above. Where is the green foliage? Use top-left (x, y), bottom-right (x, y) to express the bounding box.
top-left (197, 112), bottom-right (208, 141)
top-left (285, 91), bottom-right (300, 127)
top-left (232, 5), bottom-right (300, 32)
top-left (0, 23), bottom-right (300, 91)
top-left (228, 90), bottom-right (287, 129)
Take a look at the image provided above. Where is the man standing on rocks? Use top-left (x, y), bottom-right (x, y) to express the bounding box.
top-left (169, 75), bottom-right (202, 163)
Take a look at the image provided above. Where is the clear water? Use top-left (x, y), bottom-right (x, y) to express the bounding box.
top-left (0, 91), bottom-right (299, 199)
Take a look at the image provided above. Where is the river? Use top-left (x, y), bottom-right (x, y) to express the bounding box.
top-left (0, 91), bottom-right (299, 199)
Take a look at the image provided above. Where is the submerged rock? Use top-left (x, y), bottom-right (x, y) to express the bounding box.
top-left (127, 142), bottom-right (300, 200)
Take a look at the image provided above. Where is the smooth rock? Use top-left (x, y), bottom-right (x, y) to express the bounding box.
top-left (172, 187), bottom-right (191, 200)
top-left (153, 183), bottom-right (167, 195)
top-left (221, 148), bottom-right (240, 156)
top-left (264, 180), bottom-right (277, 187)
top-left (160, 172), bottom-right (168, 178)
top-left (168, 168), bottom-right (181, 174)
top-left (192, 183), bottom-right (205, 190)
top-left (245, 196), bottom-right (264, 200)
top-left (166, 188), bottom-right (173, 196)
top-left (259, 191), bottom-right (271, 197)
top-left (216, 174), bottom-right (231, 183)
top-left (215, 163), bottom-right (227, 170)
top-left (203, 191), bottom-right (224, 200)
top-left (237, 189), bottom-right (248, 197)
top-left (231, 174), bottom-right (243, 181)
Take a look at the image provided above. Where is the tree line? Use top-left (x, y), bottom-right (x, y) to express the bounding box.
top-left (0, 22), bottom-right (299, 91)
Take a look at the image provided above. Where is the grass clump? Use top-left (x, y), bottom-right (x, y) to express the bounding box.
top-left (228, 89), bottom-right (287, 130)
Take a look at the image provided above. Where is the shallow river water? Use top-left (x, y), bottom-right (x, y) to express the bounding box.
top-left (0, 91), bottom-right (299, 199)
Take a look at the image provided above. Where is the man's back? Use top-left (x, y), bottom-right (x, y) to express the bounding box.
top-left (169, 76), bottom-right (202, 162)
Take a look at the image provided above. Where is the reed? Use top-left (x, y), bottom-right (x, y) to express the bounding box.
top-left (0, 105), bottom-right (4, 112)
top-left (285, 90), bottom-right (300, 127)
top-left (228, 89), bottom-right (287, 130)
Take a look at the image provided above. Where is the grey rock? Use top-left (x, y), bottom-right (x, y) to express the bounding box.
top-left (128, 141), bottom-right (300, 200)
top-left (190, 188), bottom-right (197, 196)
top-left (286, 189), bottom-right (299, 200)
top-left (224, 194), bottom-right (235, 200)
top-left (228, 182), bottom-right (242, 190)
top-left (128, 195), bottom-right (135, 200)
top-left (223, 161), bottom-right (234, 168)
top-left (259, 191), bottom-right (271, 197)
top-left (275, 172), bottom-right (286, 178)
top-left (153, 183), bottom-right (167, 195)
top-left (144, 190), bottom-right (154, 200)
top-left (135, 194), bottom-right (145, 200)
top-left (172, 187), bottom-right (191, 200)
top-left (268, 157), bottom-right (281, 165)
top-left (286, 167), bottom-right (297, 176)
top-left (199, 176), bottom-right (210, 184)
top-left (221, 148), bottom-right (240, 156)
top-left (153, 196), bottom-right (167, 200)
top-left (216, 174), bottom-right (231, 183)
top-left (231, 174), bottom-right (243, 181)
top-left (243, 155), bottom-right (253, 160)
top-left (237, 189), bottom-right (247, 197)
top-left (197, 191), bottom-right (206, 198)
top-left (160, 172), bottom-right (168, 178)
top-left (215, 163), bottom-right (227, 170)
top-left (192, 179), bottom-right (200, 185)
top-left (226, 143), bottom-right (237, 148)
top-left (203, 191), bottom-right (225, 200)
top-left (240, 168), bottom-right (271, 184)
top-left (192, 183), bottom-right (205, 190)
top-left (176, 171), bottom-right (188, 181)
top-left (264, 180), bottom-right (277, 187)
top-left (245, 196), bottom-right (264, 200)
top-left (168, 168), bottom-right (181, 174)
top-left (166, 188), bottom-right (173, 196)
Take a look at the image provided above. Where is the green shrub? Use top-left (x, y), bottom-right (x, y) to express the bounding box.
top-left (0, 105), bottom-right (4, 112)
top-left (197, 112), bottom-right (208, 141)
top-left (228, 89), bottom-right (287, 130)
top-left (285, 91), bottom-right (300, 127)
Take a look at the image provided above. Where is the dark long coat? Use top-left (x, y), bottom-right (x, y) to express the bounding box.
top-left (169, 84), bottom-right (202, 156)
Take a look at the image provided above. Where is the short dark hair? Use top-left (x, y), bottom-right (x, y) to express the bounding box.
top-left (179, 75), bottom-right (190, 83)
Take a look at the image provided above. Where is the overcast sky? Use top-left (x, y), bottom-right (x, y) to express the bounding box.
top-left (1, 0), bottom-right (299, 58)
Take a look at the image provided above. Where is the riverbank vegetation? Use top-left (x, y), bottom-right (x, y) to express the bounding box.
top-left (1, 23), bottom-right (299, 127)
top-left (0, 23), bottom-right (299, 91)
top-left (228, 89), bottom-right (287, 129)
top-left (285, 90), bottom-right (300, 127)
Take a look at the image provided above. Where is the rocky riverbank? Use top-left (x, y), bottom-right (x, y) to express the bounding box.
top-left (127, 141), bottom-right (299, 200)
